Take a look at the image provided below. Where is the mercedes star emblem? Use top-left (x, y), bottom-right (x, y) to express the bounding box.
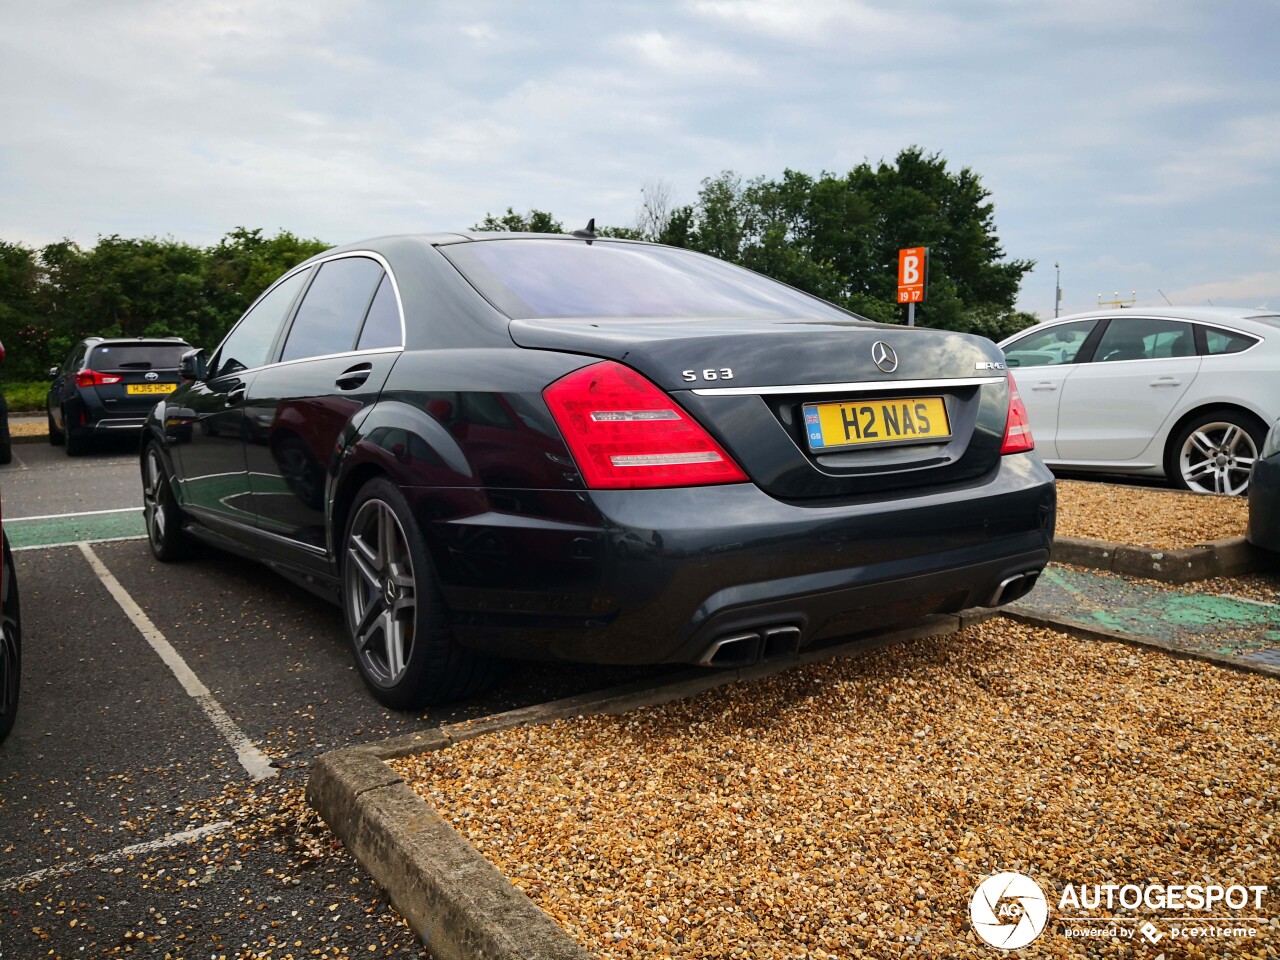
top-left (871, 341), bottom-right (898, 373)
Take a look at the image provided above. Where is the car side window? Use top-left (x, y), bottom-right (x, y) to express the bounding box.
top-left (355, 274), bottom-right (403, 351)
top-left (281, 257), bottom-right (385, 363)
top-left (64, 344), bottom-right (86, 373)
top-left (1094, 318), bottom-right (1194, 363)
top-left (1001, 320), bottom-right (1096, 367)
top-left (212, 269), bottom-right (312, 378)
top-left (1200, 326), bottom-right (1257, 356)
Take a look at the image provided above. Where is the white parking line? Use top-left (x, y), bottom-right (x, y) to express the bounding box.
top-left (77, 542), bottom-right (278, 782)
top-left (0, 821), bottom-right (232, 892)
top-left (10, 506), bottom-right (140, 522)
top-left (13, 534), bottom-right (147, 552)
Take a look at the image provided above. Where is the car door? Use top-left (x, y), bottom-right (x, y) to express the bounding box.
top-left (173, 268), bottom-right (312, 531)
top-left (1000, 319), bottom-right (1100, 460)
top-left (48, 342), bottom-right (87, 434)
top-left (244, 255), bottom-right (402, 556)
top-left (1055, 317), bottom-right (1201, 462)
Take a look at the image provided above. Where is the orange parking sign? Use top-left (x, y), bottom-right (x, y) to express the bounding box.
top-left (897, 247), bottom-right (927, 303)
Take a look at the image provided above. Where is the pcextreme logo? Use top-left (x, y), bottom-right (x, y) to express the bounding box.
top-left (969, 872), bottom-right (1050, 950)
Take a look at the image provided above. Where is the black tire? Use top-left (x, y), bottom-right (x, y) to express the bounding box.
top-left (0, 537), bottom-right (20, 744)
top-left (64, 406), bottom-right (88, 456)
top-left (142, 442), bottom-right (188, 561)
top-left (341, 478), bottom-right (492, 709)
top-left (1167, 408), bottom-right (1267, 496)
top-left (48, 406), bottom-right (64, 446)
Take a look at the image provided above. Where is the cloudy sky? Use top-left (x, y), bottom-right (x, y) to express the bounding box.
top-left (2, 0), bottom-right (1277, 316)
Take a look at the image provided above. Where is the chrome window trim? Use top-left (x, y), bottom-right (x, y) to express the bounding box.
top-left (210, 249), bottom-right (407, 377)
top-left (261, 345), bottom-right (403, 372)
top-left (690, 376), bottom-right (1005, 397)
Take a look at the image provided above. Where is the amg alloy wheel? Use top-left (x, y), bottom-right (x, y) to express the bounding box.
top-left (142, 443), bottom-right (188, 561)
top-left (342, 479), bottom-right (490, 708)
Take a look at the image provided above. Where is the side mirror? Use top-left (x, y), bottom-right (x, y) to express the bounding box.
top-left (180, 348), bottom-right (208, 382)
top-left (49, 366), bottom-right (60, 379)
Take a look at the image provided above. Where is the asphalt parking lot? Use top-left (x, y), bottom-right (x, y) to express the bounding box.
top-left (0, 439), bottom-right (670, 957)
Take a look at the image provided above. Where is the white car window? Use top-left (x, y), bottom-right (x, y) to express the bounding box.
top-left (1201, 326), bottom-right (1257, 356)
top-left (1094, 318), bottom-right (1194, 363)
top-left (1001, 320), bottom-right (1096, 368)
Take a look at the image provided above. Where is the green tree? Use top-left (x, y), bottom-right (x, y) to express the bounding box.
top-left (472, 208), bottom-right (565, 234)
top-left (0, 241), bottom-right (47, 377)
top-left (664, 148), bottom-right (1033, 334)
top-left (203, 227), bottom-right (329, 345)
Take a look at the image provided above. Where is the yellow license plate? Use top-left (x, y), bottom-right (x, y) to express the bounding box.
top-left (126, 383), bottom-right (176, 395)
top-left (804, 396), bottom-right (951, 450)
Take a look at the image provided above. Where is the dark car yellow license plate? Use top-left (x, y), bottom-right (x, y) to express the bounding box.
top-left (803, 396), bottom-right (951, 450)
top-left (126, 383), bottom-right (177, 395)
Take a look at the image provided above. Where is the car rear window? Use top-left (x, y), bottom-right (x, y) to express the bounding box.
top-left (439, 238), bottom-right (858, 322)
top-left (89, 343), bottom-right (189, 371)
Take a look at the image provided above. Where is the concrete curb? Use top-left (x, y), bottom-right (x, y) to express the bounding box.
top-left (1002, 604), bottom-right (1280, 680)
top-left (1050, 534), bottom-right (1277, 584)
top-left (306, 612), bottom-right (983, 960)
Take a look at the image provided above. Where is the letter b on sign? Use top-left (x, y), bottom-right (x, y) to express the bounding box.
top-left (897, 247), bottom-right (927, 303)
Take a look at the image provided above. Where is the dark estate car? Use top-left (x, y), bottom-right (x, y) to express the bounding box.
top-left (49, 337), bottom-right (191, 455)
top-left (141, 233), bottom-right (1057, 708)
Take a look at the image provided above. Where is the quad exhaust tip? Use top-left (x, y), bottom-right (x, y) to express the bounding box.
top-left (697, 625), bottom-right (802, 668)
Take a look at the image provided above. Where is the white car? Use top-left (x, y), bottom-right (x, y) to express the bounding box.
top-left (998, 307), bottom-right (1280, 495)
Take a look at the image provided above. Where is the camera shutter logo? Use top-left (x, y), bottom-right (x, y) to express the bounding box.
top-left (969, 871), bottom-right (1049, 950)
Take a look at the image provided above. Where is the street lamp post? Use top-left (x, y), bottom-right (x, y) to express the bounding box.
top-left (1054, 262), bottom-right (1061, 318)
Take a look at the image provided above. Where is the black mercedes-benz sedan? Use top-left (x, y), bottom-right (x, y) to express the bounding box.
top-left (142, 232), bottom-right (1056, 708)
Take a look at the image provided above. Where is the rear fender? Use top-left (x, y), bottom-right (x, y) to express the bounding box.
top-left (329, 399), bottom-right (484, 560)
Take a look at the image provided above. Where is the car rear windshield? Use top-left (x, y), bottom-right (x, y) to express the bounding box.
top-left (439, 238), bottom-right (859, 322)
top-left (89, 343), bottom-right (189, 371)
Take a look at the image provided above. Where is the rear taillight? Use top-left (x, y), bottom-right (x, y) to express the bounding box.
top-left (74, 369), bottom-right (122, 388)
top-left (999, 372), bottom-right (1035, 455)
top-left (544, 361), bottom-right (748, 489)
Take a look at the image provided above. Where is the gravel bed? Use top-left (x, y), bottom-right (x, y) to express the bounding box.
top-left (8, 420), bottom-right (47, 438)
top-left (393, 619), bottom-right (1280, 958)
top-left (1054, 479), bottom-right (1247, 550)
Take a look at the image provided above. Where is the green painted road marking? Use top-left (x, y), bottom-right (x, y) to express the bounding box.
top-left (8, 510), bottom-right (146, 549)
top-left (1024, 565), bottom-right (1280, 656)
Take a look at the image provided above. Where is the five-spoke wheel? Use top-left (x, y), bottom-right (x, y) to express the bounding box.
top-left (342, 479), bottom-right (490, 708)
top-left (1171, 410), bottom-right (1266, 496)
top-left (142, 443), bottom-right (187, 561)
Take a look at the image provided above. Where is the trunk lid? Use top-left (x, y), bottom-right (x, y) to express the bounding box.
top-left (512, 317), bottom-right (1015, 499)
top-left (87, 341), bottom-right (189, 412)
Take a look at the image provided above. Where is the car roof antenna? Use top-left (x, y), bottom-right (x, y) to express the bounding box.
top-left (572, 218), bottom-right (596, 243)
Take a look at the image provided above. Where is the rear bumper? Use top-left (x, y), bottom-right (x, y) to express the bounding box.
top-left (85, 416), bottom-right (149, 434)
top-left (413, 452), bottom-right (1056, 665)
top-left (1248, 457), bottom-right (1280, 552)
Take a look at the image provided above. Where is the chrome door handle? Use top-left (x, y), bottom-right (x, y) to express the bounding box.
top-left (1031, 382), bottom-right (1057, 391)
top-left (1150, 377), bottom-right (1181, 387)
top-left (336, 362), bottom-right (373, 390)
top-left (225, 386), bottom-right (246, 407)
